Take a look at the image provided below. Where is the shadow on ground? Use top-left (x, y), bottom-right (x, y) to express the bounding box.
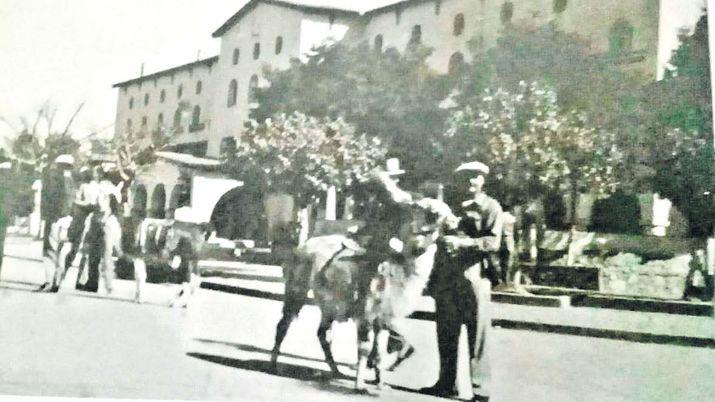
top-left (186, 351), bottom-right (370, 397)
top-left (188, 340), bottom-right (448, 399)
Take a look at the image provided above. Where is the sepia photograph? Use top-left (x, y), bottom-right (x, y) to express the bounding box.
top-left (0, 1), bottom-right (713, 401)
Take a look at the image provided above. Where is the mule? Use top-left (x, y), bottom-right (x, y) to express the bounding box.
top-left (269, 197), bottom-right (450, 391)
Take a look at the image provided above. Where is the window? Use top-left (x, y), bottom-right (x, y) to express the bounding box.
top-left (609, 19), bottom-right (634, 55)
top-left (177, 84), bottom-right (183, 99)
top-left (220, 137), bottom-right (237, 159)
top-left (435, 0), bottom-right (442, 15)
top-left (160, 89), bottom-right (166, 103)
top-left (275, 36), bottom-right (283, 55)
top-left (129, 97), bottom-right (134, 109)
top-left (144, 93), bottom-right (149, 106)
top-left (157, 113), bottom-right (164, 127)
top-left (196, 80), bottom-right (202, 95)
top-left (501, 2), bottom-right (514, 24)
top-left (409, 25), bottom-right (422, 46)
top-left (173, 108), bottom-right (182, 128)
top-left (553, 0), bottom-right (567, 13)
top-left (248, 74), bottom-right (259, 103)
top-left (395, 8), bottom-right (402, 25)
top-left (227, 79), bottom-right (238, 107)
top-left (453, 13), bottom-right (465, 36)
top-left (126, 119), bottom-right (132, 134)
top-left (253, 43), bottom-right (261, 60)
top-left (232, 48), bottom-right (240, 65)
top-left (448, 52), bottom-right (465, 75)
top-left (191, 105), bottom-right (201, 127)
top-left (374, 34), bottom-right (384, 53)
top-left (141, 116), bottom-right (148, 127)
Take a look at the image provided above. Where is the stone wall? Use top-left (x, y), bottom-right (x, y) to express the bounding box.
top-left (599, 253), bottom-right (700, 299)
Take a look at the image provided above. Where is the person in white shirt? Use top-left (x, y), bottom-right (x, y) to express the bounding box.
top-left (79, 185), bottom-right (123, 294)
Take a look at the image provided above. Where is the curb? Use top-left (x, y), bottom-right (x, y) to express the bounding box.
top-left (200, 281), bottom-right (715, 349)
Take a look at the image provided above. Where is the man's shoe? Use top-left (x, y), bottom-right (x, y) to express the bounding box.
top-left (35, 283), bottom-right (51, 292)
top-left (47, 285), bottom-right (59, 293)
top-left (419, 384), bottom-right (457, 398)
top-left (472, 394), bottom-right (490, 402)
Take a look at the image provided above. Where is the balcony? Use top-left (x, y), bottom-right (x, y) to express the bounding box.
top-left (609, 49), bottom-right (647, 66)
top-left (189, 122), bottom-right (206, 133)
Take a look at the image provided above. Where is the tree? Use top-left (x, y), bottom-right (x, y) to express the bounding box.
top-left (225, 112), bottom-right (388, 207)
top-left (0, 101), bottom-right (83, 170)
top-left (0, 101), bottom-right (83, 219)
top-left (460, 23), bottom-right (646, 126)
top-left (254, 43), bottom-right (452, 187)
top-left (444, 82), bottom-right (621, 226)
top-left (638, 13), bottom-right (714, 237)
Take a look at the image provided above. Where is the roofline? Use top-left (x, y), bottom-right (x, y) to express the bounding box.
top-left (211, 0), bottom-right (360, 38)
top-left (364, 0), bottom-right (431, 17)
top-left (112, 56), bottom-right (219, 88)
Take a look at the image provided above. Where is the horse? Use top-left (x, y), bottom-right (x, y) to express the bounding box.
top-left (127, 217), bottom-right (210, 307)
top-left (269, 196), bottom-right (450, 391)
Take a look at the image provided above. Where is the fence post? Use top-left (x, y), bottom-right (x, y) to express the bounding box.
top-left (325, 186), bottom-right (337, 221)
top-left (708, 236), bottom-right (715, 315)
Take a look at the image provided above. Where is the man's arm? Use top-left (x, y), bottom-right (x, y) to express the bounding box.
top-left (445, 199), bottom-right (503, 253)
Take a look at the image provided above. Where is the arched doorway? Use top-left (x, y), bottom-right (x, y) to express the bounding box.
top-left (131, 184), bottom-right (148, 219)
top-left (210, 186), bottom-right (265, 240)
top-left (150, 184), bottom-right (166, 218)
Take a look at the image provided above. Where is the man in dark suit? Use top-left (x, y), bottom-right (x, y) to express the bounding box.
top-left (38, 154), bottom-right (75, 291)
top-left (421, 161), bottom-right (501, 402)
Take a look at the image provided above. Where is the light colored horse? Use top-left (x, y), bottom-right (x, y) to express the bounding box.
top-left (131, 218), bottom-right (209, 306)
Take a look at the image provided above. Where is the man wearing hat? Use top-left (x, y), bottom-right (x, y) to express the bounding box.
top-left (38, 154), bottom-right (76, 291)
top-left (421, 161), bottom-right (501, 401)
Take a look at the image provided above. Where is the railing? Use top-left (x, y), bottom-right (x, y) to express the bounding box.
top-left (189, 122), bottom-right (206, 133)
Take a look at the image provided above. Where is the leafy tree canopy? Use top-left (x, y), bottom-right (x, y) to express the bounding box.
top-left (226, 112), bottom-right (387, 207)
top-left (254, 43), bottom-right (452, 187)
top-left (444, 82), bottom-right (621, 219)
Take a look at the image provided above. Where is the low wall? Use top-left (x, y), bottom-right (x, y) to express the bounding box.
top-left (599, 254), bottom-right (694, 299)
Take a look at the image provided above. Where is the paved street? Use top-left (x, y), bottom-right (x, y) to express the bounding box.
top-left (0, 235), bottom-right (714, 401)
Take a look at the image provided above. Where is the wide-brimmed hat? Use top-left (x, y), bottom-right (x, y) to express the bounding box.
top-left (455, 161), bottom-right (489, 176)
top-left (384, 157), bottom-right (405, 176)
top-left (55, 154), bottom-right (75, 165)
top-left (0, 161), bottom-right (11, 169)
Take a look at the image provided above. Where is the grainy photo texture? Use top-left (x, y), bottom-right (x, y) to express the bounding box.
top-left (0, 1), bottom-right (713, 401)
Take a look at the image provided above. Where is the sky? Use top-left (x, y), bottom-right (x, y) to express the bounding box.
top-left (0, 0), bottom-right (250, 146)
top-left (0, 0), bottom-right (708, 149)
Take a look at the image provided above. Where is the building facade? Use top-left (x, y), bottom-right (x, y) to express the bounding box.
top-left (112, 0), bottom-right (703, 222)
top-left (113, 0), bottom-right (674, 160)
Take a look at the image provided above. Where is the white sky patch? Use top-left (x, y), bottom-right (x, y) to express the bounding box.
top-left (657, 0), bottom-right (707, 79)
top-left (0, 0), bottom-right (709, 147)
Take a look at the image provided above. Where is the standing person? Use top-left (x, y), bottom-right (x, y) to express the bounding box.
top-left (38, 154), bottom-right (75, 291)
top-left (421, 161), bottom-right (501, 402)
top-left (55, 167), bottom-right (97, 289)
top-left (80, 191), bottom-right (123, 294)
top-left (0, 161), bottom-right (12, 279)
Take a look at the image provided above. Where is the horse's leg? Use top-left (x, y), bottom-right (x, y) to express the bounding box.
top-left (355, 318), bottom-right (374, 390)
top-left (386, 322), bottom-right (415, 371)
top-left (133, 258), bottom-right (147, 304)
top-left (317, 315), bottom-right (340, 376)
top-left (270, 312), bottom-right (294, 371)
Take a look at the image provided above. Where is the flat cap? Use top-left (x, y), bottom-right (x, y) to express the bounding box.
top-left (55, 154), bottom-right (75, 165)
top-left (455, 161), bottom-right (489, 175)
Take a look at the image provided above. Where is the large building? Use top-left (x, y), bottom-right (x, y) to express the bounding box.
top-left (111, 0), bottom-right (701, 223)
